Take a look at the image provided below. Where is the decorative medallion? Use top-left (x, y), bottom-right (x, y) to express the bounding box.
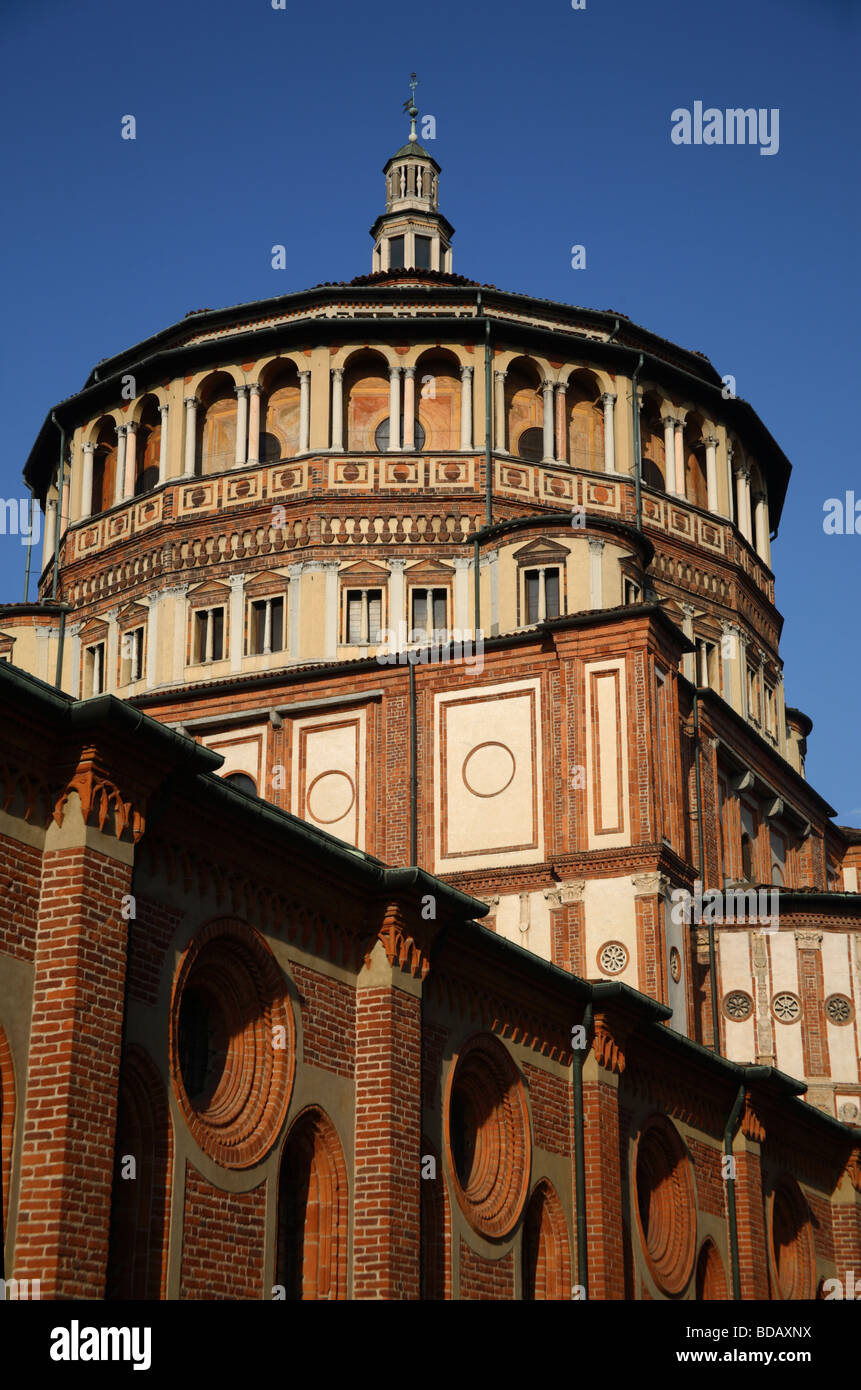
top-left (597, 941), bottom-right (628, 975)
top-left (723, 990), bottom-right (753, 1021)
top-left (825, 993), bottom-right (853, 1025)
top-left (669, 947), bottom-right (682, 983)
top-left (771, 992), bottom-right (801, 1024)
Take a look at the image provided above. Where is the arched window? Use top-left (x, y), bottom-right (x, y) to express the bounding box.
top-left (224, 772), bottom-right (257, 797)
top-left (566, 373), bottom-right (604, 471)
top-left (344, 352), bottom-right (390, 452)
top-left (106, 1047), bottom-right (171, 1300)
top-left (695, 1240), bottom-right (728, 1300)
top-left (684, 416), bottom-right (709, 510)
top-left (277, 1108), bottom-right (348, 1300)
top-left (505, 362), bottom-right (542, 460)
top-left (197, 373), bottom-right (237, 475)
top-left (640, 398), bottom-right (665, 491)
top-left (260, 361), bottom-right (301, 462)
top-left (375, 417), bottom-right (426, 451)
top-left (91, 418), bottom-right (118, 515)
top-left (522, 1180), bottom-right (571, 1300)
top-left (415, 351), bottom-right (461, 451)
top-left (134, 396), bottom-right (161, 496)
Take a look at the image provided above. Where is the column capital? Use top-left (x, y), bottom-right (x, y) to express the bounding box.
top-left (601, 392), bottom-right (617, 406)
top-left (403, 366), bottom-right (415, 379)
top-left (249, 382), bottom-right (263, 396)
top-left (158, 401), bottom-right (169, 415)
top-left (184, 395), bottom-right (199, 408)
top-left (235, 383), bottom-right (249, 397)
top-left (544, 879), bottom-right (586, 907)
top-left (287, 562), bottom-right (304, 580)
top-left (587, 536), bottom-right (605, 555)
top-left (331, 367), bottom-right (343, 381)
top-left (494, 369), bottom-right (507, 382)
top-left (705, 433), bottom-right (718, 448)
top-left (227, 573), bottom-right (246, 591)
top-left (387, 558), bottom-right (408, 573)
top-left (82, 441), bottom-right (95, 455)
top-left (734, 459), bottom-right (752, 481)
top-left (388, 364), bottom-right (401, 378)
top-left (554, 380), bottom-right (567, 394)
top-left (794, 930), bottom-right (823, 949)
top-left (452, 556), bottom-right (471, 571)
top-left (116, 423), bottom-right (128, 437)
top-left (460, 364), bottom-right (473, 379)
top-left (298, 369), bottom-right (311, 382)
top-left (541, 378), bottom-right (555, 393)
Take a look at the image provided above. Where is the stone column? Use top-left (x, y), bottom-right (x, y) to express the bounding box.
top-left (494, 370), bottom-right (507, 453)
top-left (388, 558), bottom-right (407, 649)
top-left (388, 367), bottom-right (401, 450)
top-left (753, 491), bottom-right (770, 564)
top-left (555, 383), bottom-right (567, 464)
top-left (542, 380), bottom-right (555, 463)
top-left (124, 422), bottom-right (137, 499)
top-left (144, 591), bottom-right (159, 690)
top-left (331, 368), bottom-right (344, 451)
top-left (402, 368), bottom-right (416, 450)
top-left (158, 404), bottom-right (169, 484)
top-left (114, 426), bottom-right (127, 505)
top-left (171, 584), bottom-right (189, 684)
top-left (663, 416), bottom-right (677, 494)
top-left (452, 556), bottom-right (470, 631)
top-left (43, 497), bottom-right (58, 569)
top-left (679, 601), bottom-right (696, 683)
top-left (299, 370), bottom-right (311, 453)
top-left (229, 574), bottom-right (244, 674)
top-left (61, 472), bottom-right (71, 534)
top-left (588, 537), bottom-right (604, 609)
top-left (287, 562), bottom-right (303, 659)
top-left (247, 385), bottom-right (262, 466)
top-left (459, 365), bottom-right (473, 450)
top-left (602, 393), bottom-right (616, 472)
top-left (705, 434), bottom-right (719, 512)
top-left (735, 463), bottom-right (752, 543)
top-left (674, 419), bottom-right (686, 498)
top-left (234, 386), bottom-right (248, 467)
top-left (487, 548), bottom-right (499, 635)
top-left (183, 397), bottom-right (198, 477)
top-left (81, 443), bottom-right (94, 520)
top-left (324, 561), bottom-right (339, 660)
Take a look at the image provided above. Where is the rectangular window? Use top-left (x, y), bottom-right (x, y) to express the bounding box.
top-left (697, 639), bottom-right (717, 690)
top-left (770, 828), bottom-right (787, 886)
top-left (746, 665), bottom-right (759, 723)
top-left (194, 607), bottom-right (224, 663)
top-left (120, 626), bottom-right (144, 685)
top-left (389, 236), bottom-right (405, 269)
top-left (84, 642), bottom-right (105, 697)
top-left (624, 579), bottom-right (641, 605)
top-left (414, 235), bottom-right (432, 269)
top-left (345, 589), bottom-right (383, 645)
top-left (764, 682), bottom-right (776, 738)
top-left (248, 597), bottom-right (285, 655)
top-left (524, 568), bottom-right (561, 624)
top-left (410, 588), bottom-right (447, 640)
top-left (718, 775), bottom-right (733, 885)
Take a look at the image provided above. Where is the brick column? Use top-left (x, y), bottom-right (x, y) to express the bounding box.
top-left (353, 903), bottom-right (424, 1299)
top-left (796, 930), bottom-right (830, 1079)
top-left (581, 1012), bottom-right (628, 1298)
top-left (632, 872), bottom-right (668, 1002)
top-left (832, 1150), bottom-right (861, 1289)
top-left (12, 767), bottom-right (139, 1298)
top-left (544, 881), bottom-right (585, 974)
top-left (731, 1095), bottom-right (770, 1299)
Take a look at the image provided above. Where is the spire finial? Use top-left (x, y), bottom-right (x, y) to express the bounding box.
top-left (403, 72), bottom-right (419, 143)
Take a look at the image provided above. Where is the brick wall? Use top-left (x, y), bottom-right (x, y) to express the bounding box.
top-left (689, 1137), bottom-right (726, 1218)
top-left (459, 1240), bottom-right (514, 1299)
top-left (523, 1063), bottom-right (570, 1155)
top-left (180, 1163), bottom-right (267, 1299)
top-left (0, 831), bottom-right (40, 961)
top-left (127, 895), bottom-right (183, 1005)
top-left (292, 960), bottom-right (355, 1079)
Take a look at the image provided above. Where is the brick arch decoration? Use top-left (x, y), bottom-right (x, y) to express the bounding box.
top-left (106, 1045), bottom-right (172, 1300)
top-left (276, 1106), bottom-right (348, 1300)
top-left (633, 1114), bottom-right (697, 1296)
top-left (521, 1178), bottom-right (572, 1300)
top-left (0, 1023), bottom-right (15, 1243)
top-left (768, 1176), bottom-right (815, 1300)
top-left (420, 1137), bottom-right (451, 1300)
top-left (169, 918), bottom-right (294, 1169)
top-left (694, 1238), bottom-right (728, 1300)
top-left (443, 1032), bottom-right (531, 1241)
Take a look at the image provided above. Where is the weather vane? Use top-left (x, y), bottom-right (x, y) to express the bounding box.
top-left (403, 73), bottom-right (419, 142)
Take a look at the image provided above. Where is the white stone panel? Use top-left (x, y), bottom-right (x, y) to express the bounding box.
top-left (433, 678), bottom-right (542, 872)
top-left (584, 659), bottom-right (630, 849)
top-left (203, 726), bottom-right (268, 794)
top-left (584, 876), bottom-right (636, 984)
top-left (291, 707), bottom-right (366, 849)
top-left (493, 890), bottom-right (552, 963)
top-left (664, 894), bottom-right (688, 1036)
top-left (769, 933), bottom-right (804, 1080)
top-left (719, 928), bottom-right (756, 1063)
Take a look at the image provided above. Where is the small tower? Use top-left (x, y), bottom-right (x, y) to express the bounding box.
top-left (370, 75), bottom-right (454, 274)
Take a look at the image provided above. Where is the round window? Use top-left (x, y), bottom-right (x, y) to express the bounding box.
top-left (170, 920), bottom-right (294, 1168)
top-left (443, 1034), bottom-right (530, 1239)
top-left (634, 1115), bottom-right (697, 1295)
top-left (374, 416), bottom-right (426, 451)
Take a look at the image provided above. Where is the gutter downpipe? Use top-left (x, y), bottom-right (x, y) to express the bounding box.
top-left (631, 353), bottom-right (644, 533)
top-left (572, 999), bottom-right (593, 1298)
top-left (693, 689), bottom-right (719, 1053)
top-left (23, 482), bottom-right (35, 603)
top-left (50, 413), bottom-right (67, 688)
top-left (409, 659), bottom-right (417, 865)
top-left (723, 1082), bottom-right (745, 1300)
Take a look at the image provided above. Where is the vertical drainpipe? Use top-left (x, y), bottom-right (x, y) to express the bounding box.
top-left (572, 999), bottom-right (593, 1298)
top-left (23, 481), bottom-right (35, 603)
top-left (409, 659), bottom-right (417, 865)
top-left (723, 1082), bottom-right (745, 1300)
top-left (631, 354), bottom-right (644, 532)
top-left (50, 413), bottom-right (67, 688)
top-left (694, 690), bottom-right (719, 1053)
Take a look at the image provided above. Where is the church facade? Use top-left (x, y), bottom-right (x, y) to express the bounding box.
top-left (1, 105), bottom-right (860, 1299)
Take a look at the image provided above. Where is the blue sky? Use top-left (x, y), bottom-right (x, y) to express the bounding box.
top-left (0, 0), bottom-right (858, 820)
